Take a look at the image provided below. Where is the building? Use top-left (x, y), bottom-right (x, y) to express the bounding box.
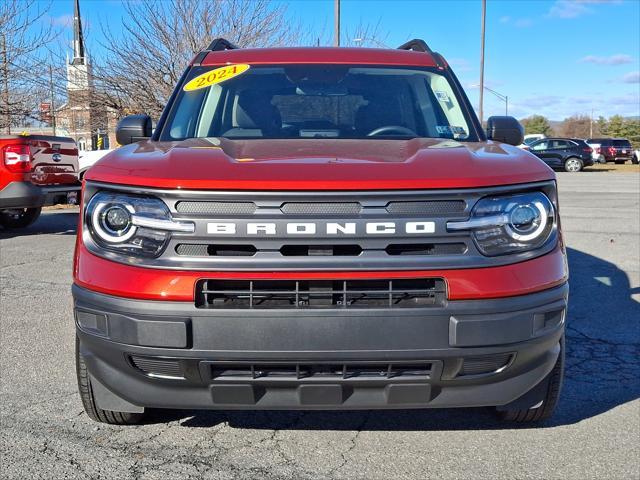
top-left (55, 0), bottom-right (115, 151)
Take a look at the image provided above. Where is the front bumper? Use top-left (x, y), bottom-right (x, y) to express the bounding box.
top-left (74, 282), bottom-right (568, 411)
top-left (0, 181), bottom-right (80, 209)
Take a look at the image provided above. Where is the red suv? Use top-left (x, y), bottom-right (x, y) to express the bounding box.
top-left (586, 138), bottom-right (634, 164)
top-left (0, 134), bottom-right (80, 228)
top-left (74, 39), bottom-right (568, 425)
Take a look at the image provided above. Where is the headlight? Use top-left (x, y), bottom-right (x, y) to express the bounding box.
top-left (85, 192), bottom-right (194, 258)
top-left (447, 191), bottom-right (556, 256)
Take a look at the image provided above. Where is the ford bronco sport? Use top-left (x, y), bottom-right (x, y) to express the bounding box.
top-left (0, 134), bottom-right (80, 228)
top-left (74, 39), bottom-right (568, 425)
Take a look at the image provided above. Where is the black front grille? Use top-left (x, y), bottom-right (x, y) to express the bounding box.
top-left (176, 243), bottom-right (466, 258)
top-left (385, 200), bottom-right (465, 215)
top-left (280, 244), bottom-right (363, 256)
top-left (196, 278), bottom-right (446, 309)
top-left (176, 244), bottom-right (257, 256)
top-left (209, 361), bottom-right (433, 380)
top-left (280, 202), bottom-right (362, 215)
top-left (175, 201), bottom-right (256, 215)
top-left (385, 243), bottom-right (467, 256)
top-left (87, 182), bottom-right (557, 271)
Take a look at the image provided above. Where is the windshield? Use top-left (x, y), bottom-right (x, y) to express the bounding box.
top-left (160, 65), bottom-right (477, 141)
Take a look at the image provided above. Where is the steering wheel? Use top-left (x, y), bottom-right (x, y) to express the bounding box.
top-left (367, 125), bottom-right (417, 137)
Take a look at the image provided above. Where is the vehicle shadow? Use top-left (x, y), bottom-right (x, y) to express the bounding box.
top-left (142, 246), bottom-right (639, 430)
top-left (0, 209), bottom-right (78, 239)
top-left (581, 167), bottom-right (616, 172)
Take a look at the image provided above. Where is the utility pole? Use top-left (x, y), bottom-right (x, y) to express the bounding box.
top-left (479, 0), bottom-right (486, 125)
top-left (590, 108), bottom-right (594, 137)
top-left (334, 0), bottom-right (340, 47)
top-left (1, 34), bottom-right (10, 134)
top-left (471, 84), bottom-right (508, 116)
top-left (49, 64), bottom-right (56, 136)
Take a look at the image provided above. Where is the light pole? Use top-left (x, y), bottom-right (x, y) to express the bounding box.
top-left (479, 0), bottom-right (486, 124)
top-left (471, 84), bottom-right (508, 116)
top-left (334, 0), bottom-right (340, 47)
top-left (49, 64), bottom-right (57, 136)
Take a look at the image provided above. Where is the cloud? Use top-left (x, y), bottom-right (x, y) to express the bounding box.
top-left (499, 16), bottom-right (533, 27)
top-left (622, 72), bottom-right (640, 83)
top-left (570, 97), bottom-right (594, 105)
top-left (508, 92), bottom-right (640, 120)
top-left (549, 0), bottom-right (622, 19)
top-left (514, 18), bottom-right (533, 27)
top-left (466, 80), bottom-right (505, 90)
top-left (447, 58), bottom-right (471, 73)
top-left (514, 95), bottom-right (563, 109)
top-left (580, 54), bottom-right (634, 65)
top-left (608, 93), bottom-right (640, 106)
top-left (51, 14), bottom-right (73, 27)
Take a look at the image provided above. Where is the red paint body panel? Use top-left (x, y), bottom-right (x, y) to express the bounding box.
top-left (0, 136), bottom-right (79, 190)
top-left (85, 138), bottom-right (553, 191)
top-left (199, 47), bottom-right (438, 68)
top-left (73, 243), bottom-right (568, 302)
top-left (78, 47), bottom-right (563, 305)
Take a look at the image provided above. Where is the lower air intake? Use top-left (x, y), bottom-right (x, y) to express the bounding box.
top-left (130, 356), bottom-right (184, 379)
top-left (209, 362), bottom-right (433, 380)
top-left (196, 278), bottom-right (446, 309)
top-left (459, 353), bottom-right (513, 376)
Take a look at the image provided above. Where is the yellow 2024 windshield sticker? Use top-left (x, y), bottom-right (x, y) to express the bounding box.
top-left (183, 64), bottom-right (250, 92)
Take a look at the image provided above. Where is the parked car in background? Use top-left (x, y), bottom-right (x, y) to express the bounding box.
top-left (0, 135), bottom-right (80, 228)
top-left (585, 138), bottom-right (633, 164)
top-left (518, 133), bottom-right (546, 149)
top-left (584, 139), bottom-right (605, 164)
top-left (78, 149), bottom-right (114, 180)
top-left (527, 137), bottom-right (593, 172)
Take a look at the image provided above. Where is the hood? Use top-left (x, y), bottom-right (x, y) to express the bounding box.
top-left (85, 138), bottom-right (555, 190)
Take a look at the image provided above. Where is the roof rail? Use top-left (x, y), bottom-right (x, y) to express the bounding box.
top-left (192, 37), bottom-right (240, 66)
top-left (206, 38), bottom-right (240, 52)
top-left (397, 39), bottom-right (434, 55)
top-left (397, 38), bottom-right (446, 69)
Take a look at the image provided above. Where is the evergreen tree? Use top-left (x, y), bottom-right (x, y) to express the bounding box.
top-left (520, 115), bottom-right (553, 136)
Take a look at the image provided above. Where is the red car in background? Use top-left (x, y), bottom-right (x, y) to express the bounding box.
top-left (0, 134), bottom-right (80, 228)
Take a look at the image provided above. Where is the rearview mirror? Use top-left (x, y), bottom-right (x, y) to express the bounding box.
top-left (115, 114), bottom-right (153, 146)
top-left (486, 116), bottom-right (524, 146)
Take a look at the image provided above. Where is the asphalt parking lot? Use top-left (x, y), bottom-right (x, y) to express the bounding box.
top-left (1, 172), bottom-right (638, 480)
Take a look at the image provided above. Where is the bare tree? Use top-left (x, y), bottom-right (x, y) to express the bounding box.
top-left (0, 0), bottom-right (57, 133)
top-left (93, 0), bottom-right (301, 119)
top-left (344, 19), bottom-right (389, 47)
top-left (558, 114), bottom-right (593, 139)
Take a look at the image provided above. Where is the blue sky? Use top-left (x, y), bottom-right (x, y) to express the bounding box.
top-left (46, 0), bottom-right (640, 120)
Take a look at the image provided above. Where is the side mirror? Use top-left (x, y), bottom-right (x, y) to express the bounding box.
top-left (115, 114), bottom-right (152, 145)
top-left (486, 116), bottom-right (524, 146)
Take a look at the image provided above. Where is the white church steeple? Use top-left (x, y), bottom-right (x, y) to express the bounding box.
top-left (67, 0), bottom-right (91, 92)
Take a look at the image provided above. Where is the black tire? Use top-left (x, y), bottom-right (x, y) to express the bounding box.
top-left (632, 154), bottom-right (639, 165)
top-left (563, 157), bottom-right (583, 172)
top-left (614, 160), bottom-right (626, 165)
top-left (76, 337), bottom-right (145, 425)
top-left (0, 207), bottom-right (41, 229)
top-left (498, 335), bottom-right (565, 423)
